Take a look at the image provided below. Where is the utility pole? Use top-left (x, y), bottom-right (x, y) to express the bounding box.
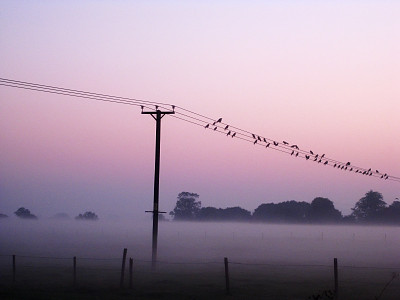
top-left (142, 106), bottom-right (174, 271)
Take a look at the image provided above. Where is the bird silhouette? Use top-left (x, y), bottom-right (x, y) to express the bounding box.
top-left (224, 125), bottom-right (229, 130)
top-left (257, 136), bottom-right (262, 141)
top-left (291, 145), bottom-right (299, 149)
top-left (266, 143), bottom-right (270, 148)
top-left (252, 134), bottom-right (256, 139)
top-left (346, 162), bottom-right (351, 166)
top-left (283, 141), bottom-right (289, 145)
top-left (324, 161), bottom-right (328, 165)
top-left (350, 168), bottom-right (353, 171)
top-left (214, 127), bottom-right (217, 131)
top-left (273, 141), bottom-right (279, 146)
top-left (334, 164), bottom-right (337, 167)
top-left (318, 159), bottom-right (322, 163)
top-left (263, 138), bottom-right (267, 143)
top-left (254, 140), bottom-right (257, 145)
top-left (305, 155), bottom-right (310, 160)
top-left (376, 170), bottom-right (379, 173)
top-left (296, 152), bottom-right (299, 157)
top-left (314, 157), bottom-right (318, 161)
top-left (212, 121), bottom-right (216, 125)
top-left (232, 132), bottom-right (236, 138)
top-left (321, 154), bottom-right (325, 158)
top-left (226, 131), bottom-right (231, 136)
top-left (205, 124), bottom-right (209, 129)
top-left (291, 150), bottom-right (294, 155)
top-left (217, 118), bottom-right (222, 123)
top-left (368, 168), bottom-right (371, 172)
top-left (310, 150), bottom-right (314, 155)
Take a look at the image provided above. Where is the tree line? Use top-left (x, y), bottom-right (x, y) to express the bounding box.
top-left (170, 191), bottom-right (400, 225)
top-left (0, 208), bottom-right (99, 221)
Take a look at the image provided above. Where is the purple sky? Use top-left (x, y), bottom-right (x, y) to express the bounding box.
top-left (1, 1), bottom-right (399, 219)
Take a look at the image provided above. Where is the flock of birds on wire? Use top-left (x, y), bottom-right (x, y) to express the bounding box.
top-left (0, 77), bottom-right (397, 183)
top-left (203, 117), bottom-right (391, 180)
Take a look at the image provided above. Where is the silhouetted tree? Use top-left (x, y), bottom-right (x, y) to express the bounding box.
top-left (197, 207), bottom-right (220, 221)
top-left (170, 192), bottom-right (201, 221)
top-left (253, 201), bottom-right (310, 223)
top-left (75, 211), bottom-right (99, 221)
top-left (197, 206), bottom-right (251, 221)
top-left (384, 201), bottom-right (400, 224)
top-left (220, 207), bottom-right (251, 221)
top-left (14, 207), bottom-right (37, 219)
top-left (351, 190), bottom-right (386, 223)
top-left (306, 197), bottom-right (342, 223)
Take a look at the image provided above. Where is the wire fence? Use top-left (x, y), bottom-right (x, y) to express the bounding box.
top-left (1, 251), bottom-right (400, 299)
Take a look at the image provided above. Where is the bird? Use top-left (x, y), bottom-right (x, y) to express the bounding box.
top-left (346, 162), bottom-right (351, 166)
top-left (217, 118), bottom-right (222, 123)
top-left (226, 131), bottom-right (231, 136)
top-left (324, 161), bottom-right (328, 165)
top-left (232, 132), bottom-right (236, 138)
top-left (257, 136), bottom-right (262, 141)
top-left (273, 141), bottom-right (279, 146)
top-left (266, 143), bottom-right (270, 148)
top-left (224, 125), bottom-right (229, 130)
top-left (350, 168), bottom-right (353, 171)
top-left (368, 168), bottom-right (371, 172)
top-left (315, 154), bottom-right (319, 159)
top-left (214, 127), bottom-right (217, 131)
top-left (321, 154), bottom-right (325, 158)
top-left (318, 159), bottom-right (322, 163)
top-left (376, 170), bottom-right (379, 173)
top-left (212, 121), bottom-right (216, 125)
top-left (305, 155), bottom-right (310, 160)
top-left (334, 164), bottom-right (337, 167)
top-left (283, 141), bottom-right (289, 145)
top-left (204, 124), bottom-right (209, 129)
top-left (254, 140), bottom-right (257, 145)
top-left (291, 145), bottom-right (299, 149)
top-left (295, 152), bottom-right (299, 157)
top-left (314, 157), bottom-right (318, 161)
top-left (252, 134), bottom-right (256, 139)
top-left (310, 150), bottom-right (314, 155)
top-left (263, 138), bottom-right (267, 143)
top-left (291, 150), bottom-right (294, 155)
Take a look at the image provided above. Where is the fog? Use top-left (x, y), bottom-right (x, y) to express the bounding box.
top-left (2, 218), bottom-right (400, 268)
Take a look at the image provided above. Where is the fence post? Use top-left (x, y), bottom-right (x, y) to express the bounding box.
top-left (73, 256), bottom-right (77, 287)
top-left (12, 255), bottom-right (16, 284)
top-left (120, 248), bottom-right (127, 288)
top-left (334, 257), bottom-right (338, 300)
top-left (129, 258), bottom-right (133, 289)
top-left (224, 257), bottom-right (230, 295)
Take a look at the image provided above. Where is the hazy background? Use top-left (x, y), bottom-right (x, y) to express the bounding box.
top-left (1, 1), bottom-right (399, 220)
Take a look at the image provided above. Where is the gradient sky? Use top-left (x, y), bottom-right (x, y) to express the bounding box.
top-left (1, 1), bottom-right (399, 219)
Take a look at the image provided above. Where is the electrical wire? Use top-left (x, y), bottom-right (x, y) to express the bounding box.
top-left (1, 77), bottom-right (398, 183)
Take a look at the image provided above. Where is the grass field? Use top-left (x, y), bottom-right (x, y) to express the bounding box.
top-left (1, 220), bottom-right (400, 299)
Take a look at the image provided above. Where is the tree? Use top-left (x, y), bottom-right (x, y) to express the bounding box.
top-left (253, 201), bottom-right (310, 223)
top-left (197, 206), bottom-right (251, 222)
top-left (170, 192), bottom-right (201, 221)
top-left (384, 201), bottom-right (400, 224)
top-left (306, 197), bottom-right (342, 223)
top-left (351, 190), bottom-right (386, 223)
top-left (75, 211), bottom-right (99, 221)
top-left (14, 207), bottom-right (37, 219)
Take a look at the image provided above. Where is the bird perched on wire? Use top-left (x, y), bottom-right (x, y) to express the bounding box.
top-left (232, 132), bottom-right (236, 138)
top-left (283, 141), bottom-right (289, 145)
top-left (273, 141), bottom-right (279, 146)
top-left (204, 124), bottom-right (209, 129)
top-left (224, 125), bottom-right (229, 130)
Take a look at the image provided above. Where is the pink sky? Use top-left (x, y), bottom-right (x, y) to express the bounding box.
top-left (1, 1), bottom-right (399, 218)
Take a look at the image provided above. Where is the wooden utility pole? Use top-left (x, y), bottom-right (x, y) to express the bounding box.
top-left (142, 106), bottom-right (174, 271)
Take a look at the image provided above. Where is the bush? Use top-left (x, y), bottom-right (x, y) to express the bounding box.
top-left (75, 211), bottom-right (99, 221)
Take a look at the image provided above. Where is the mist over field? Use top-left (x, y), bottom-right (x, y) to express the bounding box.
top-left (2, 218), bottom-right (400, 267)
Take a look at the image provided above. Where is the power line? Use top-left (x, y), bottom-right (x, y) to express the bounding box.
top-left (0, 77), bottom-right (398, 183)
